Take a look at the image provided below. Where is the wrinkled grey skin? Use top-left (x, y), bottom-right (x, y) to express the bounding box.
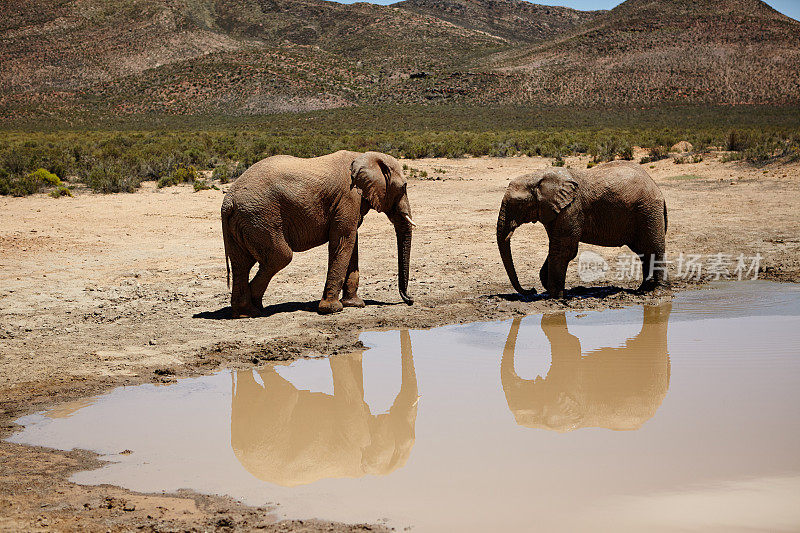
top-left (497, 161), bottom-right (667, 298)
top-left (222, 150), bottom-right (414, 317)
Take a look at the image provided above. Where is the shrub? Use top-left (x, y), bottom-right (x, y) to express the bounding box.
top-left (212, 165), bottom-right (230, 184)
top-left (721, 152), bottom-right (744, 163)
top-left (228, 162), bottom-right (247, 182)
top-left (83, 162), bottom-right (140, 193)
top-left (552, 155), bottom-right (565, 167)
top-left (193, 179), bottom-right (217, 192)
top-left (640, 145), bottom-right (669, 164)
top-left (618, 142), bottom-right (634, 161)
top-left (0, 168), bottom-right (63, 196)
top-left (49, 186), bottom-right (73, 198)
top-left (28, 168), bottom-right (61, 186)
top-left (158, 165), bottom-right (197, 188)
top-left (675, 153), bottom-right (703, 164)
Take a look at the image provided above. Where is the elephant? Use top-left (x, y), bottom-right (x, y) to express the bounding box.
top-left (230, 330), bottom-right (418, 487)
top-left (500, 304), bottom-right (671, 432)
top-left (221, 150), bottom-right (415, 317)
top-left (497, 161), bottom-right (668, 298)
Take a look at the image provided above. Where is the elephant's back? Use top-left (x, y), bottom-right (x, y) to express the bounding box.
top-left (586, 161), bottom-right (664, 203)
top-left (230, 151), bottom-right (355, 195)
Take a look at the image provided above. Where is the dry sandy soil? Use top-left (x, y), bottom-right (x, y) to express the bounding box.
top-left (1, 152), bottom-right (799, 531)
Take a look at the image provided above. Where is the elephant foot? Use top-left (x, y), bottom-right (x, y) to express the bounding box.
top-left (341, 295), bottom-right (366, 308)
top-left (636, 279), bottom-right (661, 294)
top-left (318, 299), bottom-right (344, 315)
top-left (232, 305), bottom-right (260, 319)
top-left (545, 286), bottom-right (566, 299)
top-left (637, 279), bottom-right (671, 296)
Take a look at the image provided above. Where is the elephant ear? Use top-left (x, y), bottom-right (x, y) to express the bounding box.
top-left (351, 152), bottom-right (395, 212)
top-left (534, 172), bottom-right (578, 224)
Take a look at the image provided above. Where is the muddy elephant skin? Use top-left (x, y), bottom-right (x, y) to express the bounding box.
top-left (221, 150), bottom-right (415, 317)
top-left (497, 162), bottom-right (668, 298)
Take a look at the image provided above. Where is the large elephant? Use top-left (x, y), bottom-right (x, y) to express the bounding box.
top-left (501, 304), bottom-right (671, 432)
top-left (221, 150), bottom-right (415, 317)
top-left (497, 162), bottom-right (668, 298)
top-left (230, 330), bottom-right (418, 486)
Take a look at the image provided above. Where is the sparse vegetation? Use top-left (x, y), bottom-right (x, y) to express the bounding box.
top-left (49, 185), bottom-right (73, 198)
top-left (640, 145), bottom-right (670, 164)
top-left (675, 153), bottom-right (704, 164)
top-left (158, 166), bottom-right (198, 189)
top-left (1, 106), bottom-right (798, 196)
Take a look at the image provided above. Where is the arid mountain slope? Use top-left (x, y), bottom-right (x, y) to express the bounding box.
top-left (486, 0), bottom-right (800, 105)
top-left (0, 0), bottom-right (504, 116)
top-left (392, 0), bottom-right (602, 43)
top-left (1, 0), bottom-right (799, 118)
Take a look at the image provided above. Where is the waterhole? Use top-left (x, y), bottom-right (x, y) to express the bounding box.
top-left (9, 281), bottom-right (800, 532)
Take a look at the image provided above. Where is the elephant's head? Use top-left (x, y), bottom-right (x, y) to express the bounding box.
top-left (352, 152), bottom-right (415, 305)
top-left (497, 169), bottom-right (578, 295)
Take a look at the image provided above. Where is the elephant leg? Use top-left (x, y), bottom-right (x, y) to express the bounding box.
top-left (539, 257), bottom-right (550, 288)
top-left (631, 242), bottom-right (667, 293)
top-left (545, 240), bottom-right (578, 299)
top-left (249, 240), bottom-right (293, 311)
top-left (229, 240), bottom-right (258, 318)
top-left (318, 230), bottom-right (357, 314)
top-left (341, 235), bottom-right (365, 308)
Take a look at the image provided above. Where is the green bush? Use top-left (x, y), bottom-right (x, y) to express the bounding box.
top-left (193, 179), bottom-right (217, 192)
top-left (1, 107), bottom-right (799, 196)
top-left (82, 162), bottom-right (140, 193)
top-left (158, 165), bottom-right (197, 188)
top-left (212, 165), bottom-right (230, 184)
top-left (618, 142), bottom-right (634, 161)
top-left (28, 168), bottom-right (61, 186)
top-left (640, 145), bottom-right (669, 164)
top-left (675, 153), bottom-right (703, 164)
top-left (49, 186), bottom-right (73, 198)
top-left (0, 167), bottom-right (63, 196)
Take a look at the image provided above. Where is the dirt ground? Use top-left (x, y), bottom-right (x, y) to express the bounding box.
top-left (1, 151), bottom-right (799, 531)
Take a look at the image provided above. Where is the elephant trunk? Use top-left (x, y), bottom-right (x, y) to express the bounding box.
top-left (497, 199), bottom-right (537, 296)
top-left (393, 216), bottom-right (413, 305)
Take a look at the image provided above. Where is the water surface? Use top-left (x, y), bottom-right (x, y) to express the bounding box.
top-left (9, 281), bottom-right (800, 532)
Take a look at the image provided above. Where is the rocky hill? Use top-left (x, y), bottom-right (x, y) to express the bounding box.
top-left (484, 0), bottom-right (800, 105)
top-left (392, 0), bottom-right (603, 43)
top-left (1, 0), bottom-right (798, 119)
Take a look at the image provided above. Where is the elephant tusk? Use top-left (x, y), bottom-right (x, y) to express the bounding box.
top-left (404, 214), bottom-right (417, 227)
top-left (505, 229), bottom-right (515, 241)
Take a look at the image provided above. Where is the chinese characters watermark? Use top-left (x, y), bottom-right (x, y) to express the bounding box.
top-left (577, 251), bottom-right (762, 283)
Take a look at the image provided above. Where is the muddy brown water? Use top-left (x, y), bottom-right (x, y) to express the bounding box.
top-left (8, 281), bottom-right (800, 532)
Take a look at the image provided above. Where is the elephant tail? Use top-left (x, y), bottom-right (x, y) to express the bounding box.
top-left (663, 202), bottom-right (668, 233)
top-left (221, 195), bottom-right (234, 288)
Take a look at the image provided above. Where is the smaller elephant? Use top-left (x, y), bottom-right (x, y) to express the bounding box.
top-left (221, 150), bottom-right (415, 317)
top-left (501, 304), bottom-right (671, 432)
top-left (497, 162), bottom-right (668, 298)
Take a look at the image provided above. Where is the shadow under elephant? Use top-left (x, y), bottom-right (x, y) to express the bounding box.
top-left (230, 330), bottom-right (418, 486)
top-left (501, 303), bottom-right (672, 432)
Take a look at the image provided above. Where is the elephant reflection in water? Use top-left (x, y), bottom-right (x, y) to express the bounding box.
top-left (501, 304), bottom-right (671, 432)
top-left (231, 330), bottom-right (417, 487)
